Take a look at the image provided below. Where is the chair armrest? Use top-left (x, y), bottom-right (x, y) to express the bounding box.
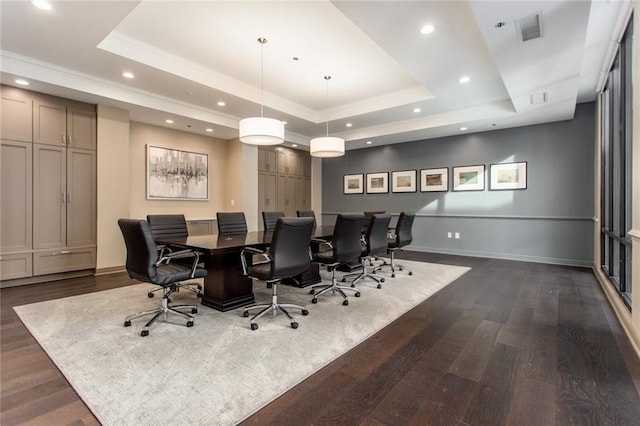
top-left (240, 247), bottom-right (270, 275)
top-left (311, 238), bottom-right (332, 254)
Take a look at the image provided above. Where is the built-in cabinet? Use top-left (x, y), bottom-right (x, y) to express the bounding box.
top-left (258, 146), bottom-right (311, 226)
top-left (0, 86), bottom-right (96, 283)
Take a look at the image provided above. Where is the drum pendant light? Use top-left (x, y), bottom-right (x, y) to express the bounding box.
top-left (310, 76), bottom-right (345, 158)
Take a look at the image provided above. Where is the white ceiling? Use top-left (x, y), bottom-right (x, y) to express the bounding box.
top-left (0, 0), bottom-right (631, 151)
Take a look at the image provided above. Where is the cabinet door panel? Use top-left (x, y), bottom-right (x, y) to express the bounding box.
top-left (1, 140), bottom-right (32, 252)
top-left (67, 106), bottom-right (96, 150)
top-left (1, 95), bottom-right (32, 142)
top-left (33, 247), bottom-right (96, 276)
top-left (0, 253), bottom-right (32, 280)
top-left (33, 144), bottom-right (66, 249)
top-left (33, 100), bottom-right (66, 146)
top-left (67, 149), bottom-right (96, 247)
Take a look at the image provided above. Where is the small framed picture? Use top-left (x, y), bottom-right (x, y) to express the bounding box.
top-left (452, 165), bottom-right (485, 191)
top-left (420, 168), bottom-right (448, 192)
top-left (490, 162), bottom-right (527, 190)
top-left (391, 170), bottom-right (417, 193)
top-left (343, 174), bottom-right (364, 194)
top-left (366, 172), bottom-right (389, 194)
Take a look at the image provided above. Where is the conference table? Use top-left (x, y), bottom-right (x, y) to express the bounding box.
top-left (158, 226), bottom-right (334, 312)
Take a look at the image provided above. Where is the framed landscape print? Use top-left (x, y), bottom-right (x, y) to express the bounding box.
top-left (147, 145), bottom-right (208, 200)
top-left (344, 174), bottom-right (364, 194)
top-left (366, 172), bottom-right (389, 194)
top-left (452, 165), bottom-right (485, 191)
top-left (420, 167), bottom-right (448, 192)
top-left (391, 170), bottom-right (417, 193)
top-left (490, 162), bottom-right (527, 190)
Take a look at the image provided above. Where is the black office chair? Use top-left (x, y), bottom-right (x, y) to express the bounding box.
top-left (240, 217), bottom-right (315, 330)
top-left (216, 212), bottom-right (248, 234)
top-left (118, 219), bottom-right (207, 336)
top-left (375, 212), bottom-right (415, 278)
top-left (296, 210), bottom-right (316, 224)
top-left (146, 214), bottom-right (203, 298)
top-left (310, 213), bottom-right (364, 306)
top-left (262, 211), bottom-right (285, 232)
top-left (342, 213), bottom-right (391, 288)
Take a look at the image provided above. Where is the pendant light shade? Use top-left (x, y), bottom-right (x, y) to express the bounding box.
top-left (310, 76), bottom-right (345, 158)
top-left (239, 38), bottom-right (284, 146)
top-left (239, 117), bottom-right (284, 145)
top-left (310, 136), bottom-right (345, 157)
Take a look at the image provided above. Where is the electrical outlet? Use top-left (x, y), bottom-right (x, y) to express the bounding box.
top-left (455, 232), bottom-right (460, 239)
top-left (447, 232), bottom-right (452, 238)
top-left (231, 199), bottom-right (235, 206)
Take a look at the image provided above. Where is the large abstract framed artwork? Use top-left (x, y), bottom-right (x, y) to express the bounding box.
top-left (366, 172), bottom-right (389, 194)
top-left (420, 167), bottom-right (448, 192)
top-left (452, 165), bottom-right (485, 191)
top-left (391, 170), bottom-right (417, 193)
top-left (490, 162), bottom-right (527, 190)
top-left (344, 174), bottom-right (364, 194)
top-left (147, 145), bottom-right (209, 200)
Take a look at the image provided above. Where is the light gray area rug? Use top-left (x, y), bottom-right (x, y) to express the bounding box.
top-left (14, 260), bottom-right (469, 425)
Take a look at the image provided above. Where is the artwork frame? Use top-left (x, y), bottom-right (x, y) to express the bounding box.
top-left (420, 167), bottom-right (448, 192)
top-left (391, 170), bottom-right (417, 193)
top-left (146, 145), bottom-right (208, 200)
top-left (366, 172), bottom-right (389, 194)
top-left (344, 173), bottom-right (364, 194)
top-left (452, 164), bottom-right (485, 191)
top-left (490, 161), bottom-right (527, 190)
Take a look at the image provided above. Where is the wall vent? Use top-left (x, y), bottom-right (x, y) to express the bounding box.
top-left (517, 13), bottom-right (542, 42)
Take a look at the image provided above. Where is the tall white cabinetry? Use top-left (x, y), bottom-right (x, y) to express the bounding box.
top-left (1, 86), bottom-right (97, 284)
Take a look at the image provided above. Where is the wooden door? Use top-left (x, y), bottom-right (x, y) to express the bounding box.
top-left (1, 94), bottom-right (32, 142)
top-left (1, 140), bottom-right (32, 252)
top-left (66, 148), bottom-right (96, 247)
top-left (67, 106), bottom-right (96, 150)
top-left (33, 99), bottom-right (66, 147)
top-left (33, 144), bottom-right (66, 249)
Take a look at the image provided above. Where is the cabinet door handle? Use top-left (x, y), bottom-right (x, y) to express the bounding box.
top-left (60, 250), bottom-right (72, 255)
top-left (67, 192), bottom-right (71, 203)
top-left (61, 192), bottom-right (66, 203)
top-left (62, 132), bottom-right (67, 145)
top-left (68, 133), bottom-right (72, 145)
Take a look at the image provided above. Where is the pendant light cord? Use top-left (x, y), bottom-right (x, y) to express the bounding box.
top-left (258, 38), bottom-right (267, 118)
top-left (324, 75), bottom-right (331, 137)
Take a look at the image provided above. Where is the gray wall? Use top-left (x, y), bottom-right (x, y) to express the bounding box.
top-left (322, 102), bottom-right (595, 267)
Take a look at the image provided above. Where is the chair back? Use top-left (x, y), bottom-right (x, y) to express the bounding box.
top-left (363, 210), bottom-right (385, 233)
top-left (118, 219), bottom-right (159, 283)
top-left (146, 214), bottom-right (188, 239)
top-left (331, 213), bottom-right (365, 262)
top-left (296, 210), bottom-right (316, 228)
top-left (366, 214), bottom-right (392, 256)
top-left (262, 211), bottom-right (285, 232)
top-left (217, 212), bottom-right (247, 235)
top-left (395, 212), bottom-right (415, 247)
top-left (269, 217), bottom-right (315, 278)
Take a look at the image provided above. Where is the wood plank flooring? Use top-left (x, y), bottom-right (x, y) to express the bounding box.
top-left (2, 253), bottom-right (639, 425)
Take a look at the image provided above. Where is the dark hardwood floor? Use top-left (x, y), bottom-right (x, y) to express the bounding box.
top-left (2, 252), bottom-right (640, 425)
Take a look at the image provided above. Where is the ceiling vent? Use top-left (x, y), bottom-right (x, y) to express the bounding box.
top-left (517, 12), bottom-right (542, 42)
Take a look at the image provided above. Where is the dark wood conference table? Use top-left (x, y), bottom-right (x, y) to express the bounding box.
top-left (159, 226), bottom-right (333, 312)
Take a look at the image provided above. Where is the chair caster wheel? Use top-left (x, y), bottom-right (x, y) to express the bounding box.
top-left (341, 278), bottom-right (346, 282)
top-left (399, 267), bottom-right (403, 271)
top-left (291, 322), bottom-right (298, 329)
top-left (243, 311), bottom-right (250, 317)
top-left (124, 320), bottom-right (131, 327)
top-left (377, 284), bottom-right (382, 289)
top-left (381, 278), bottom-right (385, 283)
top-left (409, 271), bottom-right (413, 276)
top-left (350, 283), bottom-right (355, 288)
top-left (147, 293), bottom-right (154, 298)
top-left (197, 285), bottom-right (203, 290)
top-left (355, 292), bottom-right (361, 297)
top-left (197, 293), bottom-right (203, 298)
top-left (191, 308), bottom-right (198, 314)
top-left (309, 289), bottom-right (315, 295)
top-left (312, 298), bottom-right (318, 304)
top-left (186, 321), bottom-right (194, 327)
top-left (391, 274), bottom-right (396, 278)
top-left (141, 330), bottom-right (149, 337)
top-left (250, 323), bottom-right (258, 330)
top-left (342, 300), bottom-right (349, 306)
top-left (302, 309), bottom-right (309, 316)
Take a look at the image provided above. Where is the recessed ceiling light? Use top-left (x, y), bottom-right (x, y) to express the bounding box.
top-left (420, 24), bottom-right (435, 35)
top-left (15, 79), bottom-right (30, 86)
top-left (122, 72), bottom-right (134, 79)
top-left (217, 101), bottom-right (226, 107)
top-left (31, 0), bottom-right (52, 10)
top-left (205, 128), bottom-right (213, 132)
top-left (346, 123), bottom-right (353, 128)
top-left (165, 119), bottom-right (174, 124)
top-left (459, 127), bottom-right (468, 131)
top-left (413, 107), bottom-right (422, 113)
top-left (292, 57), bottom-right (299, 61)
top-left (365, 141), bottom-right (373, 145)
top-left (291, 144), bottom-right (298, 147)
top-left (459, 76), bottom-right (471, 84)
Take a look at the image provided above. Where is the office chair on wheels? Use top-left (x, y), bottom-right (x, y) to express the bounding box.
top-left (216, 212), bottom-right (248, 234)
top-left (341, 213), bottom-right (391, 288)
top-left (240, 217), bottom-right (315, 330)
top-left (146, 214), bottom-right (203, 299)
top-left (375, 212), bottom-right (415, 278)
top-left (118, 219), bottom-right (207, 336)
top-left (261, 211), bottom-right (285, 232)
top-left (310, 213), bottom-right (364, 306)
